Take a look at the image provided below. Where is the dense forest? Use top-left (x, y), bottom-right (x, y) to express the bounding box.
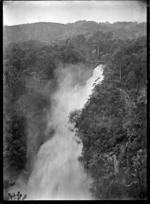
top-left (70, 36), bottom-right (147, 199)
top-left (3, 21), bottom-right (147, 200)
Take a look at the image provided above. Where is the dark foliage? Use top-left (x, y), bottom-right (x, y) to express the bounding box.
top-left (4, 23), bottom-right (146, 200)
top-left (5, 113), bottom-right (26, 171)
top-left (70, 37), bottom-right (147, 199)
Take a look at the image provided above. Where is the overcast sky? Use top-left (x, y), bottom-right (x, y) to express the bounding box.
top-left (3, 1), bottom-right (146, 26)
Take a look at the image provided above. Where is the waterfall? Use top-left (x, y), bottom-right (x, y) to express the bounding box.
top-left (9, 64), bottom-right (104, 200)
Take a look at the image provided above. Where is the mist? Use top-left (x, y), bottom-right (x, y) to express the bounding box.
top-left (8, 63), bottom-right (104, 200)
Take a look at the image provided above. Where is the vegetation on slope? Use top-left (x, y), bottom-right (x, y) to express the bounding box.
top-left (4, 24), bottom-right (146, 200)
top-left (3, 32), bottom-right (108, 192)
top-left (69, 36), bottom-right (147, 199)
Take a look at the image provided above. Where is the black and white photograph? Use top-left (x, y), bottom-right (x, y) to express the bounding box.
top-left (3, 0), bottom-right (147, 200)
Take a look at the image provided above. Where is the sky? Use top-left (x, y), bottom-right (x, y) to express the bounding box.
top-left (3, 1), bottom-right (147, 26)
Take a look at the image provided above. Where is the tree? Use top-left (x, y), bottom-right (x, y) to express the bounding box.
top-left (70, 36), bottom-right (147, 199)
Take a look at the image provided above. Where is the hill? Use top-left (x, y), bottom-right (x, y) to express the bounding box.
top-left (4, 21), bottom-right (146, 44)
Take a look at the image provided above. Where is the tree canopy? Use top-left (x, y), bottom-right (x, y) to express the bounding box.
top-left (70, 36), bottom-right (147, 199)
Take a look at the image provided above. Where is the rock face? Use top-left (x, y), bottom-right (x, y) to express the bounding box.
top-left (4, 21), bottom-right (146, 44)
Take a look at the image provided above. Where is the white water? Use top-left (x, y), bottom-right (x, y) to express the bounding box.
top-left (9, 64), bottom-right (104, 200)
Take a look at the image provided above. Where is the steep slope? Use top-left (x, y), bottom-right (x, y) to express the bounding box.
top-left (70, 36), bottom-right (147, 199)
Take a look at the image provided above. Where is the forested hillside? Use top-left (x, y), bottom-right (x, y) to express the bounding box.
top-left (70, 36), bottom-right (147, 199)
top-left (4, 22), bottom-right (147, 200)
top-left (4, 21), bottom-right (146, 45)
top-left (4, 30), bottom-right (118, 191)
